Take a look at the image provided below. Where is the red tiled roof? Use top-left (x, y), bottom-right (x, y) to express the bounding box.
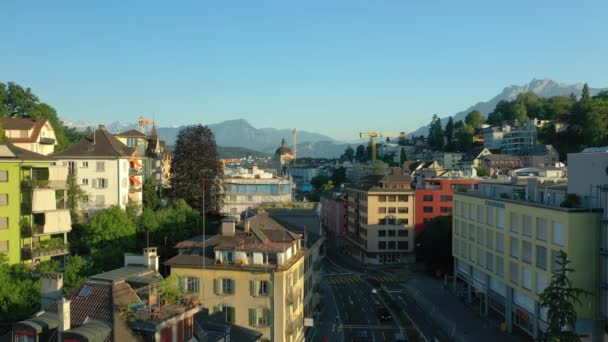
top-left (1, 118), bottom-right (48, 143)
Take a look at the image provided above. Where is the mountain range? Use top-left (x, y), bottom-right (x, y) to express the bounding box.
top-left (409, 78), bottom-right (607, 137)
top-left (64, 79), bottom-right (607, 158)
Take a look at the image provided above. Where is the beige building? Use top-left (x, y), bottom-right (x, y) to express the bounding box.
top-left (344, 175), bottom-right (415, 264)
top-left (1, 118), bottom-right (58, 155)
top-left (166, 214), bottom-right (306, 342)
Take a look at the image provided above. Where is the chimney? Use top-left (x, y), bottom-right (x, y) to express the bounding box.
top-left (222, 219), bottom-right (235, 236)
top-left (58, 298), bottom-right (71, 334)
top-left (143, 247), bottom-right (159, 271)
top-left (244, 220), bottom-right (251, 233)
top-left (41, 272), bottom-right (63, 309)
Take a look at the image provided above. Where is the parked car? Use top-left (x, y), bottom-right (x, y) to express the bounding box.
top-left (377, 307), bottom-right (392, 322)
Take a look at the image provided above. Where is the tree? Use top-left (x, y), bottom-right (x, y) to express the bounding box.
top-left (369, 160), bottom-right (388, 175)
top-left (465, 110), bottom-right (484, 128)
top-left (444, 117), bottom-right (455, 151)
top-left (138, 207), bottom-right (160, 234)
top-left (67, 176), bottom-right (87, 222)
top-left (311, 175), bottom-right (330, 191)
top-left (456, 123), bottom-right (475, 153)
top-left (355, 144), bottom-right (366, 162)
top-left (427, 114), bottom-right (444, 150)
top-left (514, 102), bottom-right (529, 123)
top-left (416, 216), bottom-right (453, 274)
top-left (331, 167), bottom-right (347, 188)
top-left (581, 83), bottom-right (591, 102)
top-left (540, 251), bottom-right (590, 341)
top-left (399, 147), bottom-right (407, 166)
top-left (143, 178), bottom-right (159, 210)
top-left (63, 255), bottom-right (93, 293)
top-left (341, 146), bottom-right (355, 162)
top-left (0, 254), bottom-right (40, 335)
top-left (64, 126), bottom-right (93, 144)
top-left (171, 125), bottom-right (223, 214)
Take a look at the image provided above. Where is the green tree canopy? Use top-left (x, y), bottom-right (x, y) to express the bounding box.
top-left (464, 110), bottom-right (484, 128)
top-left (143, 178), bottom-right (159, 210)
top-left (399, 147), bottom-right (407, 166)
top-left (416, 216), bottom-right (453, 274)
top-left (341, 146), bottom-right (355, 162)
top-left (444, 117), bottom-right (455, 151)
top-left (0, 254), bottom-right (40, 335)
top-left (355, 144), bottom-right (366, 162)
top-left (427, 114), bottom-right (444, 150)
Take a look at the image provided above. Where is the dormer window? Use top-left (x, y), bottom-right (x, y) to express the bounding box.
top-left (222, 250), bottom-right (234, 263)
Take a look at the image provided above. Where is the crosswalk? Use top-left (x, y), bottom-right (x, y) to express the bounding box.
top-left (325, 275), bottom-right (397, 285)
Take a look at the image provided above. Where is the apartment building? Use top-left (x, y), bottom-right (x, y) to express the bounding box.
top-left (344, 175), bottom-right (415, 264)
top-left (0, 144), bottom-right (71, 265)
top-left (222, 167), bottom-right (293, 220)
top-left (501, 121), bottom-right (538, 155)
top-left (452, 175), bottom-right (601, 339)
top-left (1, 118), bottom-right (58, 155)
top-left (166, 215), bottom-right (306, 342)
top-left (320, 190), bottom-right (346, 240)
top-left (414, 178), bottom-right (478, 236)
top-left (54, 125), bottom-right (143, 217)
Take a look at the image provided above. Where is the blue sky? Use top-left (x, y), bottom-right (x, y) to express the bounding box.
top-left (1, 1), bottom-right (607, 140)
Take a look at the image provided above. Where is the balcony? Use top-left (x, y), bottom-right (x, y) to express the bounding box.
top-left (129, 168), bottom-right (143, 176)
top-left (39, 137), bottom-right (56, 145)
top-left (21, 240), bottom-right (69, 260)
top-left (285, 287), bottom-right (300, 306)
top-left (285, 321), bottom-right (296, 336)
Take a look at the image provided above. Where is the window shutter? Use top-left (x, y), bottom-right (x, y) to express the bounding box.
top-left (249, 280), bottom-right (255, 296)
top-left (229, 307), bottom-right (236, 323)
top-left (268, 280), bottom-right (273, 296)
top-left (230, 279), bottom-right (235, 294)
top-left (92, 179), bottom-right (98, 188)
top-left (249, 308), bottom-right (256, 326)
top-left (213, 278), bottom-right (220, 295)
top-left (266, 308), bottom-right (273, 327)
top-left (195, 277), bottom-right (200, 293)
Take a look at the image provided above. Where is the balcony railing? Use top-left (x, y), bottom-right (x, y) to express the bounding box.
top-left (39, 137), bottom-right (56, 145)
top-left (129, 168), bottom-right (143, 176)
top-left (21, 242), bottom-right (69, 260)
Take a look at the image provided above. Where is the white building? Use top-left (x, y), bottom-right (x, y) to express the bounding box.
top-left (482, 126), bottom-right (505, 150)
top-left (432, 152), bottom-right (464, 170)
top-left (54, 125), bottom-right (143, 218)
top-left (501, 122), bottom-right (537, 155)
top-left (222, 167), bottom-right (293, 219)
top-left (1, 118), bottom-right (58, 155)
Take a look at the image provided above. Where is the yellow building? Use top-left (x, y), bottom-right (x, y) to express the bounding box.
top-left (344, 175), bottom-right (415, 264)
top-left (166, 214), bottom-right (306, 342)
top-left (453, 177), bottom-right (602, 339)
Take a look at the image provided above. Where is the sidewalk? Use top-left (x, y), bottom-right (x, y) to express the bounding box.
top-left (398, 273), bottom-right (530, 342)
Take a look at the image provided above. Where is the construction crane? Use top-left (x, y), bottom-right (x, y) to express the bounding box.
top-left (138, 116), bottom-right (157, 134)
top-left (292, 128), bottom-right (297, 165)
top-left (359, 132), bottom-right (407, 162)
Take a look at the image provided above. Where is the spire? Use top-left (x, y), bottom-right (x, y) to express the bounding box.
top-left (281, 138), bottom-right (286, 148)
top-left (150, 124), bottom-right (158, 139)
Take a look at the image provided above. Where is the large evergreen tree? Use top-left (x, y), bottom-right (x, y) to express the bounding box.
top-left (464, 110), bottom-right (484, 128)
top-left (399, 147), bottom-right (407, 166)
top-left (427, 114), bottom-right (444, 150)
top-left (355, 144), bottom-right (366, 162)
top-left (581, 83), bottom-right (591, 102)
top-left (171, 125), bottom-right (223, 214)
top-left (540, 251), bottom-right (589, 342)
top-left (444, 117), bottom-right (455, 151)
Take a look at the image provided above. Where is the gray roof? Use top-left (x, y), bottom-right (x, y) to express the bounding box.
top-left (0, 143), bottom-right (54, 161)
top-left (90, 266), bottom-right (158, 282)
top-left (54, 126), bottom-right (137, 158)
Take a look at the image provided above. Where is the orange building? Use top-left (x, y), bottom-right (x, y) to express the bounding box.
top-left (414, 178), bottom-right (479, 236)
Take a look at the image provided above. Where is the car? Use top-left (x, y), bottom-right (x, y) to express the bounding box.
top-left (377, 307), bottom-right (392, 321)
top-left (351, 330), bottom-right (370, 342)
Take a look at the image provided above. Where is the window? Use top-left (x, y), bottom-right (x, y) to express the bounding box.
top-left (537, 218), bottom-right (547, 241)
top-left (179, 276), bottom-right (200, 293)
top-left (92, 178), bottom-right (108, 189)
top-left (486, 253), bottom-right (494, 272)
top-left (388, 196), bottom-right (396, 202)
top-left (230, 195), bottom-right (237, 201)
top-left (454, 220), bottom-right (460, 236)
top-left (440, 207), bottom-right (452, 213)
top-left (388, 241), bottom-right (396, 249)
top-left (522, 267), bottom-right (532, 290)
top-left (551, 250), bottom-right (561, 272)
top-left (510, 262), bottom-right (519, 284)
top-left (388, 230), bottom-right (396, 237)
top-left (536, 273), bottom-right (548, 295)
top-left (469, 224), bottom-right (475, 241)
top-left (126, 137), bottom-right (138, 147)
top-left (496, 232), bottom-right (504, 253)
top-left (95, 195), bottom-right (105, 206)
top-left (398, 195), bottom-right (408, 202)
top-left (523, 215), bottom-right (532, 237)
top-left (486, 207), bottom-right (494, 225)
top-left (496, 256), bottom-right (504, 277)
top-left (81, 178), bottom-right (89, 186)
top-left (476, 227), bottom-right (483, 245)
top-left (378, 195), bottom-right (386, 202)
top-left (398, 207), bottom-right (408, 214)
top-left (469, 244), bottom-right (473, 262)
top-left (0, 217), bottom-right (7, 230)
top-left (476, 247), bottom-right (484, 266)
top-left (398, 229), bottom-right (408, 237)
top-left (378, 241), bottom-right (386, 250)
top-left (247, 195), bottom-right (253, 202)
top-left (440, 195), bottom-right (452, 202)
top-left (398, 241), bottom-right (408, 249)
top-left (378, 230), bottom-right (386, 237)
top-left (552, 222), bottom-right (565, 246)
top-left (214, 306), bottom-right (235, 324)
top-left (378, 207), bottom-right (387, 214)
top-left (81, 161), bottom-right (89, 168)
top-left (214, 278), bottom-right (235, 295)
top-left (250, 280), bottom-right (270, 296)
top-left (0, 194), bottom-right (7, 206)
top-left (249, 307), bottom-right (271, 327)
top-left (461, 241), bottom-right (466, 258)
top-left (522, 241), bottom-right (532, 264)
top-left (497, 208), bottom-right (505, 228)
top-left (96, 161), bottom-right (105, 172)
top-left (510, 213), bottom-right (519, 233)
top-left (388, 207), bottom-right (396, 214)
top-left (510, 237), bottom-right (519, 258)
top-left (423, 206), bottom-right (433, 213)
top-left (536, 246), bottom-right (547, 270)
top-left (0, 171), bottom-right (7, 182)
top-left (222, 251), bottom-right (234, 263)
top-left (0, 240), bottom-right (7, 253)
top-left (423, 195), bottom-right (433, 201)
top-left (477, 206), bottom-right (483, 222)
top-left (486, 230), bottom-right (494, 249)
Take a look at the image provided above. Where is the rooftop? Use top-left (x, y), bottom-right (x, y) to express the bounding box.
top-left (0, 118), bottom-right (49, 143)
top-left (54, 125), bottom-right (138, 158)
top-left (0, 143), bottom-right (54, 161)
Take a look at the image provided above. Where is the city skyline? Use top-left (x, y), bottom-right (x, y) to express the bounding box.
top-left (1, 1), bottom-right (607, 140)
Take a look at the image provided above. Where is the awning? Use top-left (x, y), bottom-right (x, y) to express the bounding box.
top-left (130, 158), bottom-right (143, 168)
top-left (14, 311), bottom-right (59, 335)
top-left (47, 165), bottom-right (68, 188)
top-left (40, 210), bottom-right (72, 234)
top-left (62, 319), bottom-right (112, 342)
top-left (130, 176), bottom-right (142, 185)
top-left (32, 189), bottom-right (57, 212)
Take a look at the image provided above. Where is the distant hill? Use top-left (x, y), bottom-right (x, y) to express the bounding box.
top-left (217, 146), bottom-right (270, 159)
top-left (409, 78), bottom-right (607, 136)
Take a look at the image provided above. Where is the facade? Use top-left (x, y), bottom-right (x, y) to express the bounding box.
top-left (320, 190), bottom-right (347, 239)
top-left (167, 215), bottom-right (307, 342)
top-left (519, 145), bottom-right (560, 168)
top-left (0, 144), bottom-right (71, 265)
top-left (501, 122), bottom-right (538, 155)
top-left (54, 126), bottom-right (143, 217)
top-left (290, 167), bottom-right (319, 192)
top-left (453, 177), bottom-right (601, 339)
top-left (1, 118), bottom-right (58, 155)
top-left (482, 126), bottom-right (505, 150)
top-left (414, 178), bottom-right (479, 236)
top-left (480, 154), bottom-right (522, 176)
top-left (344, 175), bottom-right (415, 264)
top-left (222, 167), bottom-right (293, 220)
top-left (432, 152), bottom-right (464, 170)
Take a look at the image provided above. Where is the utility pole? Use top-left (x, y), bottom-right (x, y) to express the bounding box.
top-left (202, 177), bottom-right (206, 303)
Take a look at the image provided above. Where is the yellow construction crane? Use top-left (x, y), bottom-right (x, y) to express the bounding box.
top-left (138, 116), bottom-right (157, 133)
top-left (219, 158), bottom-right (241, 170)
top-left (359, 132), bottom-right (407, 161)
